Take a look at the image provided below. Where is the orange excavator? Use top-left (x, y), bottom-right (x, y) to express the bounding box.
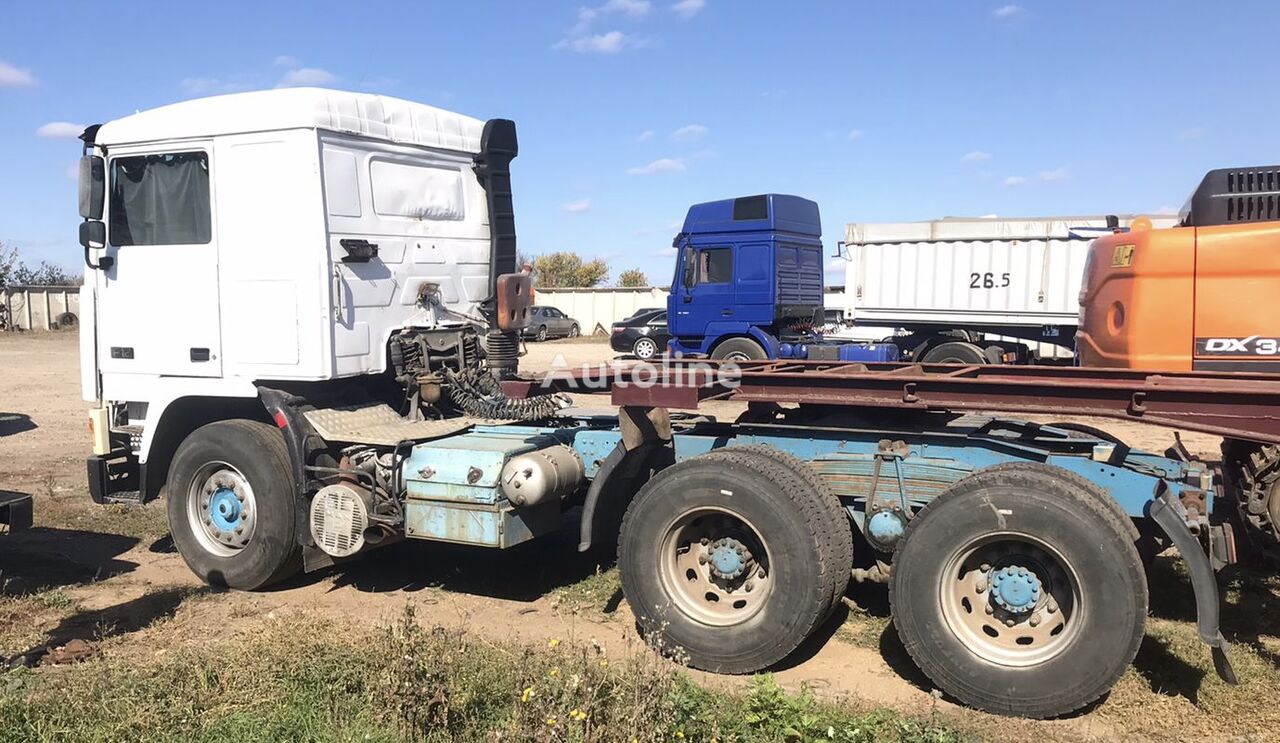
top-left (1077, 166), bottom-right (1280, 372)
top-left (1078, 166), bottom-right (1280, 546)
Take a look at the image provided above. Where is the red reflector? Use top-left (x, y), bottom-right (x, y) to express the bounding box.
top-left (273, 411), bottom-right (289, 428)
top-left (612, 327), bottom-right (624, 333)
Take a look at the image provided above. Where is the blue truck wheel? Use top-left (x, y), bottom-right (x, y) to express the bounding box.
top-left (618, 448), bottom-right (839, 673)
top-left (889, 462), bottom-right (1146, 718)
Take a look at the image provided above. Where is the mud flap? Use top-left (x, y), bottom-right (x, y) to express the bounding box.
top-left (1150, 491), bottom-right (1239, 684)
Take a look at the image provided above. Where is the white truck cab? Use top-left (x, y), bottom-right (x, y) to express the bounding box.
top-left (78, 88), bottom-right (528, 510)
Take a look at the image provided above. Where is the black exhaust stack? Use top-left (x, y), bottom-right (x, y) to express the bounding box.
top-left (474, 119), bottom-right (522, 378)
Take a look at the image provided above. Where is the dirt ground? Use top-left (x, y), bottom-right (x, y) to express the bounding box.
top-left (1, 331), bottom-right (1275, 742)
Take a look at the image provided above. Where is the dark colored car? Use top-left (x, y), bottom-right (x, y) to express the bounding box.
top-left (525, 306), bottom-right (581, 341)
top-left (610, 308), bottom-right (670, 359)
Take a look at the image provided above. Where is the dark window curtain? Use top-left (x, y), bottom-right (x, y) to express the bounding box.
top-left (109, 153), bottom-right (211, 246)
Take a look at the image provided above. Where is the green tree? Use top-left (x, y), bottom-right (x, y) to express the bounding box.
top-left (0, 241), bottom-right (19, 289)
top-left (532, 252), bottom-right (610, 288)
top-left (0, 242), bottom-right (77, 289)
top-left (617, 268), bottom-right (648, 287)
top-left (14, 260), bottom-right (77, 287)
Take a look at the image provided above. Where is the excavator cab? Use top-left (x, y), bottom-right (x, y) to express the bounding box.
top-left (1077, 166), bottom-right (1280, 371)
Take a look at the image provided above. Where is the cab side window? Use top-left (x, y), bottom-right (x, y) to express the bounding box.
top-left (109, 152), bottom-right (211, 246)
top-left (698, 247), bottom-right (733, 284)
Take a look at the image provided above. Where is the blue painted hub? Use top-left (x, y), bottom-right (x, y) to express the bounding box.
top-left (990, 565), bottom-right (1042, 613)
top-left (209, 487), bottom-right (243, 532)
top-left (866, 510), bottom-right (905, 549)
top-left (708, 538), bottom-right (748, 579)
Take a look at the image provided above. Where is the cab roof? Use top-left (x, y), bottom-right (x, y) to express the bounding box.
top-left (680, 194), bottom-right (822, 238)
top-left (92, 87), bottom-right (484, 153)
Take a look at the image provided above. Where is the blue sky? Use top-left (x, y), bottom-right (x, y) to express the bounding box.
top-left (2, 0), bottom-right (1278, 286)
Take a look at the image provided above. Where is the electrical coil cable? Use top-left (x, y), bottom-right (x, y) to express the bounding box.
top-left (445, 366), bottom-right (570, 421)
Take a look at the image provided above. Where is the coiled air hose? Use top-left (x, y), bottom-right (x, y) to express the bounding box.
top-left (445, 366), bottom-right (570, 421)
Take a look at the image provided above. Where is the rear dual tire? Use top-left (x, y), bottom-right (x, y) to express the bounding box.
top-left (890, 463), bottom-right (1146, 718)
top-left (618, 447), bottom-right (851, 673)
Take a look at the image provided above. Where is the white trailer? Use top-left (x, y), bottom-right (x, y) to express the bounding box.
top-left (840, 215), bottom-right (1178, 363)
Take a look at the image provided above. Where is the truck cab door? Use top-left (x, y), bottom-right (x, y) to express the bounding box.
top-left (94, 146), bottom-right (223, 377)
top-left (685, 244), bottom-right (735, 330)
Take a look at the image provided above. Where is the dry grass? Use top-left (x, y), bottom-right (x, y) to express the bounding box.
top-left (0, 605), bottom-right (969, 742)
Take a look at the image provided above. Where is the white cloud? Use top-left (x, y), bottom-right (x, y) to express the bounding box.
top-left (563, 199), bottom-right (591, 214)
top-left (961, 150), bottom-right (992, 162)
top-left (627, 158), bottom-right (686, 175)
top-left (0, 59), bottom-right (36, 87)
top-left (273, 54), bottom-right (300, 67)
top-left (636, 129), bottom-right (655, 142)
top-left (671, 124), bottom-right (708, 141)
top-left (561, 1), bottom-right (651, 50)
top-left (993, 4), bottom-right (1024, 18)
top-left (277, 66), bottom-right (338, 87)
top-left (36, 122), bottom-right (86, 139)
top-left (555, 30), bottom-right (629, 54)
top-left (671, 0), bottom-right (706, 18)
top-left (604, 0), bottom-right (651, 17)
top-left (1038, 167), bottom-right (1069, 182)
top-left (1003, 175), bottom-right (1027, 187)
top-left (1178, 126), bottom-right (1207, 141)
top-left (846, 129), bottom-right (865, 141)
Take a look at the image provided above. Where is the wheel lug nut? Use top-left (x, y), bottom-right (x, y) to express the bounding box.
top-left (1029, 614), bottom-right (1041, 627)
top-left (698, 555), bottom-right (708, 564)
top-left (700, 538), bottom-right (709, 546)
top-left (975, 580), bottom-right (987, 593)
top-left (756, 568), bottom-right (765, 579)
top-left (984, 604), bottom-right (994, 615)
top-left (980, 563), bottom-right (991, 572)
top-left (1004, 618), bottom-right (1015, 627)
top-left (744, 582), bottom-right (754, 592)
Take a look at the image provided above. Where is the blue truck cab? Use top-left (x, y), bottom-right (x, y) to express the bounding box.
top-left (668, 194), bottom-right (898, 362)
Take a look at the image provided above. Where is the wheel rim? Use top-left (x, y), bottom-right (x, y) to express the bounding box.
top-left (635, 338), bottom-right (658, 359)
top-left (723, 351), bottom-right (752, 362)
top-left (186, 461), bottom-right (258, 557)
top-left (569, 326), bottom-right (579, 337)
top-left (938, 532), bottom-right (1081, 667)
top-left (537, 327), bottom-right (547, 341)
top-left (658, 506), bottom-right (773, 627)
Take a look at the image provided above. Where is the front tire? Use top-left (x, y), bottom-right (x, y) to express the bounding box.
top-left (535, 325), bottom-right (548, 342)
top-left (568, 324), bottom-right (580, 338)
top-left (618, 449), bottom-right (839, 673)
top-left (166, 419), bottom-right (303, 590)
top-left (890, 463), bottom-right (1146, 718)
top-left (709, 337), bottom-right (767, 361)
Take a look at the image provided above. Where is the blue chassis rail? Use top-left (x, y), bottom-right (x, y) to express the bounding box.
top-left (475, 414), bottom-right (1208, 528)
